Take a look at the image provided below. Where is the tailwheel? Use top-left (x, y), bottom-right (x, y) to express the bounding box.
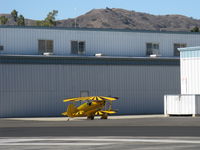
top-left (87, 115), bottom-right (95, 120)
top-left (101, 113), bottom-right (108, 119)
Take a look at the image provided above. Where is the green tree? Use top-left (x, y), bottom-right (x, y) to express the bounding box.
top-left (36, 10), bottom-right (58, 27)
top-left (0, 16), bottom-right (8, 25)
top-left (36, 20), bottom-right (43, 26)
top-left (36, 20), bottom-right (51, 26)
top-left (45, 10), bottom-right (58, 26)
top-left (191, 26), bottom-right (199, 32)
top-left (17, 15), bottom-right (25, 26)
top-left (11, 9), bottom-right (18, 22)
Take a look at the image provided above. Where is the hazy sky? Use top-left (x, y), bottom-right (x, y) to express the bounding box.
top-left (0, 0), bottom-right (200, 20)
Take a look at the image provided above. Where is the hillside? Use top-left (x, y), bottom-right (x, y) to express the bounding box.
top-left (0, 14), bottom-right (36, 26)
top-left (1, 8), bottom-right (200, 31)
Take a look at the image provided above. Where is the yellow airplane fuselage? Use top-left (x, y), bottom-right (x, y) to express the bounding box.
top-left (63, 101), bottom-right (105, 118)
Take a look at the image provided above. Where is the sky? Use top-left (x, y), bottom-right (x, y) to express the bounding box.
top-left (0, 0), bottom-right (200, 20)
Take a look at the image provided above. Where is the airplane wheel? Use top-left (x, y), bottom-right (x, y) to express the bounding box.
top-left (90, 115), bottom-right (94, 120)
top-left (87, 115), bottom-right (94, 120)
top-left (101, 114), bottom-right (108, 119)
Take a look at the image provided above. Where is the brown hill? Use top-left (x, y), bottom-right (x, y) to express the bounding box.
top-left (1, 8), bottom-right (200, 31)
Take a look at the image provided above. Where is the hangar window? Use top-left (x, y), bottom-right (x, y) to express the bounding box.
top-left (174, 43), bottom-right (186, 56)
top-left (71, 41), bottom-right (86, 55)
top-left (146, 43), bottom-right (159, 56)
top-left (0, 45), bottom-right (3, 51)
top-left (38, 40), bottom-right (53, 54)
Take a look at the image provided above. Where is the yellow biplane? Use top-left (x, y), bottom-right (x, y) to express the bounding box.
top-left (62, 96), bottom-right (118, 120)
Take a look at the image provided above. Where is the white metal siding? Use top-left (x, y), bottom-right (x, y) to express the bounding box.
top-left (1, 27), bottom-right (200, 56)
top-left (0, 63), bottom-right (180, 117)
top-left (164, 95), bottom-right (200, 115)
top-left (181, 57), bottom-right (200, 94)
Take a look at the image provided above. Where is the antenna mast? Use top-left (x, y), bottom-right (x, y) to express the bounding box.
top-left (74, 8), bottom-right (77, 28)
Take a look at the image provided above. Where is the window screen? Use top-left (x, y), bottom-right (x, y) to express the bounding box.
top-left (46, 40), bottom-right (53, 53)
top-left (146, 43), bottom-right (159, 56)
top-left (78, 41), bottom-right (85, 53)
top-left (71, 41), bottom-right (85, 54)
top-left (38, 40), bottom-right (53, 54)
top-left (71, 41), bottom-right (78, 54)
top-left (38, 40), bottom-right (45, 53)
top-left (153, 43), bottom-right (159, 49)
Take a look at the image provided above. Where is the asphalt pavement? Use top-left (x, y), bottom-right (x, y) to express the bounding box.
top-left (1, 115), bottom-right (200, 137)
top-left (1, 115), bottom-right (200, 150)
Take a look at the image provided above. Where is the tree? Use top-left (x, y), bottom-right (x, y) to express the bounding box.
top-left (17, 15), bottom-right (25, 26)
top-left (0, 16), bottom-right (8, 25)
top-left (36, 20), bottom-right (44, 26)
top-left (191, 26), bottom-right (199, 32)
top-left (36, 10), bottom-right (58, 27)
top-left (11, 9), bottom-right (18, 22)
top-left (36, 20), bottom-right (50, 26)
top-left (44, 10), bottom-right (58, 26)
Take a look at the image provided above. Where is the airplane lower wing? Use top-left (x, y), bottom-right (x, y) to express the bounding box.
top-left (95, 110), bottom-right (117, 115)
top-left (101, 110), bottom-right (117, 114)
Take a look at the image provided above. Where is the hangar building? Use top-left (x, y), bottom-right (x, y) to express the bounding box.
top-left (1, 26), bottom-right (198, 117)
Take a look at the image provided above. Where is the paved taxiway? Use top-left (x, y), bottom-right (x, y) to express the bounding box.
top-left (1, 137), bottom-right (200, 150)
top-left (1, 115), bottom-right (200, 149)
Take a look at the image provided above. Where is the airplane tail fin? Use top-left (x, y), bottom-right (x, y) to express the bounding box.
top-left (62, 104), bottom-right (78, 117)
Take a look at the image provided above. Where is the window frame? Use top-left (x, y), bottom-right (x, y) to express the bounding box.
top-left (38, 39), bottom-right (54, 54)
top-left (78, 41), bottom-right (86, 54)
top-left (146, 42), bottom-right (160, 56)
top-left (71, 40), bottom-right (86, 55)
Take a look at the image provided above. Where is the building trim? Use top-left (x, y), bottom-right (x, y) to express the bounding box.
top-left (179, 46), bottom-right (200, 58)
top-left (0, 55), bottom-right (180, 65)
top-left (178, 46), bottom-right (200, 52)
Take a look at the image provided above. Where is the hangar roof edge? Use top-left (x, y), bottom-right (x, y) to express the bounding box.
top-left (0, 25), bottom-right (199, 35)
top-left (178, 46), bottom-right (200, 52)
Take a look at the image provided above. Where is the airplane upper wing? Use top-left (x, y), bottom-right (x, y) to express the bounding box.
top-left (63, 97), bottom-right (89, 102)
top-left (63, 96), bottom-right (118, 102)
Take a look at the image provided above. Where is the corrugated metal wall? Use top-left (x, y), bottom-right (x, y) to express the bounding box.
top-left (0, 62), bottom-right (180, 118)
top-left (1, 27), bottom-right (200, 57)
top-left (164, 94), bottom-right (200, 115)
top-left (180, 47), bottom-right (200, 94)
top-left (164, 95), bottom-right (196, 115)
top-left (181, 58), bottom-right (200, 94)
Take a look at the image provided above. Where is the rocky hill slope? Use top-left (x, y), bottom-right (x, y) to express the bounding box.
top-left (1, 8), bottom-right (200, 31)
